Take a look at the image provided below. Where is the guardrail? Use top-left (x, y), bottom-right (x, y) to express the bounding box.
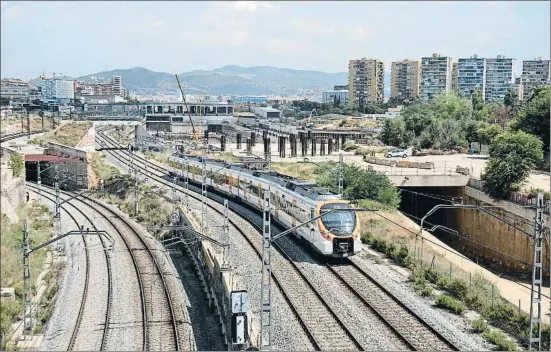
top-left (358, 156), bottom-right (468, 176)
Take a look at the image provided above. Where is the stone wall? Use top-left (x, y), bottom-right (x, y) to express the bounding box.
top-left (1, 167), bottom-right (26, 222)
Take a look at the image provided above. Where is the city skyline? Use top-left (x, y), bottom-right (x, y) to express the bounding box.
top-left (1, 1), bottom-right (549, 80)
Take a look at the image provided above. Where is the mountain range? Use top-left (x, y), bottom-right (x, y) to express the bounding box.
top-left (31, 65), bottom-right (392, 98)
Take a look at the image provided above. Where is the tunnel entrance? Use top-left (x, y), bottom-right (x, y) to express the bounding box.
top-left (398, 186), bottom-right (467, 251)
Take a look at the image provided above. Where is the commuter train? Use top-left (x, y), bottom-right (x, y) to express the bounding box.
top-left (168, 154), bottom-right (361, 257)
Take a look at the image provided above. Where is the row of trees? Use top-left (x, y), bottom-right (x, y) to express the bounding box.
top-left (380, 87), bottom-right (550, 199)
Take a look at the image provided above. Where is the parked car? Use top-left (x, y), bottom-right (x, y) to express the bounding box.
top-left (386, 148), bottom-right (411, 158)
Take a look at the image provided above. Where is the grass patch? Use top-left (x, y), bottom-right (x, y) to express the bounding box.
top-left (482, 329), bottom-right (517, 351)
top-left (29, 121), bottom-right (92, 147)
top-left (91, 151), bottom-right (120, 181)
top-left (436, 294), bottom-right (466, 315)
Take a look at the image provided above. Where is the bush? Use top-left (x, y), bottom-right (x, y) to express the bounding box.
top-left (342, 140), bottom-right (359, 151)
top-left (482, 329), bottom-right (517, 351)
top-left (472, 317), bottom-right (488, 333)
top-left (9, 152), bottom-right (25, 177)
top-left (436, 294), bottom-right (466, 315)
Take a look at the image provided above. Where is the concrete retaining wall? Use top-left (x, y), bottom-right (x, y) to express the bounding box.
top-left (447, 186), bottom-right (550, 276)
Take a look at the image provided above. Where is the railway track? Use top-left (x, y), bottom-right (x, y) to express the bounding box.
top-left (97, 128), bottom-right (368, 350)
top-left (27, 184), bottom-right (112, 351)
top-left (329, 260), bottom-right (460, 351)
top-left (27, 182), bottom-right (180, 351)
top-left (96, 127), bottom-right (462, 351)
top-left (0, 131), bottom-right (44, 143)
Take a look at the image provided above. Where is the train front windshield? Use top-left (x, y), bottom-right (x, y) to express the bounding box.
top-left (320, 203), bottom-right (356, 236)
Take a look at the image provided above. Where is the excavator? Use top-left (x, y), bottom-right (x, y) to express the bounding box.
top-left (174, 74), bottom-right (200, 146)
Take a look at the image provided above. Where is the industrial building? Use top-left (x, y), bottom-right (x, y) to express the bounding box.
top-left (322, 90), bottom-right (349, 105)
top-left (232, 96), bottom-right (268, 104)
top-left (420, 53), bottom-right (452, 102)
top-left (348, 58), bottom-right (385, 106)
top-left (457, 54), bottom-right (487, 100)
top-left (144, 101), bottom-right (235, 133)
top-left (251, 106), bottom-right (281, 119)
top-left (390, 60), bottom-right (420, 101)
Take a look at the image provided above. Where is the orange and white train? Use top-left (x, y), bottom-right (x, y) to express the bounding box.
top-left (168, 154), bottom-right (362, 257)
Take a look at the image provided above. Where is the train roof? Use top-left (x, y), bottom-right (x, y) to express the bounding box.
top-left (172, 153), bottom-right (342, 201)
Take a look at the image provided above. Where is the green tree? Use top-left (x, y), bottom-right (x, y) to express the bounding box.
top-left (381, 118), bottom-right (406, 147)
top-left (471, 89), bottom-right (484, 113)
top-left (482, 131), bottom-right (544, 198)
top-left (316, 164), bottom-right (401, 208)
top-left (504, 87), bottom-right (518, 108)
top-left (477, 124), bottom-right (503, 150)
top-left (464, 120), bottom-right (483, 149)
top-left (513, 86), bottom-right (550, 152)
top-left (9, 152), bottom-right (25, 178)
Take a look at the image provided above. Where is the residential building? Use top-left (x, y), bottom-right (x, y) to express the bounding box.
top-left (41, 78), bottom-right (75, 100)
top-left (522, 57), bottom-right (550, 100)
top-left (1, 78), bottom-right (30, 102)
top-left (390, 59), bottom-right (420, 101)
top-left (112, 75), bottom-right (122, 96)
top-left (334, 84), bottom-right (349, 91)
top-left (451, 62), bottom-right (458, 92)
top-left (348, 58), bottom-right (385, 106)
top-left (420, 53), bottom-right (452, 102)
top-left (511, 76), bottom-right (524, 103)
top-left (457, 54), bottom-right (486, 100)
top-left (485, 55), bottom-right (515, 102)
top-left (322, 90), bottom-right (349, 105)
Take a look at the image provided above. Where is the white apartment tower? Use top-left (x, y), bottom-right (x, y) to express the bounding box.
top-left (522, 57), bottom-right (550, 101)
top-left (485, 55), bottom-right (515, 102)
top-left (457, 54), bottom-right (486, 100)
top-left (420, 53), bottom-right (452, 102)
top-left (112, 75), bottom-right (123, 96)
top-left (41, 78), bottom-right (75, 100)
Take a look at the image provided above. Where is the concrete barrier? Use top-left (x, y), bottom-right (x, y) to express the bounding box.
top-left (419, 162), bottom-right (434, 169)
top-left (456, 166), bottom-right (470, 175)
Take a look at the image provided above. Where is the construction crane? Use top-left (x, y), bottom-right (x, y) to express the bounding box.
top-left (305, 108), bottom-right (317, 129)
top-left (174, 73), bottom-right (200, 144)
top-left (40, 72), bottom-right (62, 79)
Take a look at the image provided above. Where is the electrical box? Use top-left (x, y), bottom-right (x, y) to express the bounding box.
top-left (231, 314), bottom-right (248, 345)
top-left (231, 290), bottom-right (250, 314)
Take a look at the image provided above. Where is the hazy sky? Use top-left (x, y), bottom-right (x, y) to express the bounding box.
top-left (1, 1), bottom-right (549, 80)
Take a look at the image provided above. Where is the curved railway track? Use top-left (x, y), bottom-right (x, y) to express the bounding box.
top-left (27, 182), bottom-right (180, 351)
top-left (97, 128), bottom-right (365, 350)
top-left (27, 184), bottom-right (112, 351)
top-left (96, 126), bottom-right (462, 351)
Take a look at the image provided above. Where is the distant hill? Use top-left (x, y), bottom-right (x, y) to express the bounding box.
top-left (74, 65), bottom-right (348, 96)
top-left (27, 65), bottom-right (392, 99)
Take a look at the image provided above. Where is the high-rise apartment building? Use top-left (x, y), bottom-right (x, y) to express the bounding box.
top-left (390, 59), bottom-right (420, 101)
top-left (112, 75), bottom-right (123, 96)
top-left (451, 63), bottom-right (458, 92)
top-left (348, 58), bottom-right (385, 106)
top-left (457, 54), bottom-right (486, 100)
top-left (485, 55), bottom-right (515, 102)
top-left (522, 57), bottom-right (550, 100)
top-left (420, 53), bottom-right (452, 102)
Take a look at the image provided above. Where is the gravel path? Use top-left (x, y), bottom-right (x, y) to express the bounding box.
top-left (352, 250), bottom-right (491, 351)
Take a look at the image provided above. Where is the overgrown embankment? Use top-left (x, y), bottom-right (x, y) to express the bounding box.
top-left (29, 121), bottom-right (92, 148)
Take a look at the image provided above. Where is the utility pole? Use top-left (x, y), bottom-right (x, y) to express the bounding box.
top-left (183, 159), bottom-right (189, 209)
top-left (37, 161), bottom-right (41, 201)
top-left (201, 134), bottom-right (208, 235)
top-left (129, 145), bottom-right (139, 217)
top-left (22, 219), bottom-right (33, 339)
top-left (26, 108), bottom-right (30, 139)
top-left (260, 189), bottom-right (272, 350)
top-left (222, 199), bottom-right (230, 270)
top-left (529, 193), bottom-right (545, 351)
top-left (338, 153), bottom-right (344, 197)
